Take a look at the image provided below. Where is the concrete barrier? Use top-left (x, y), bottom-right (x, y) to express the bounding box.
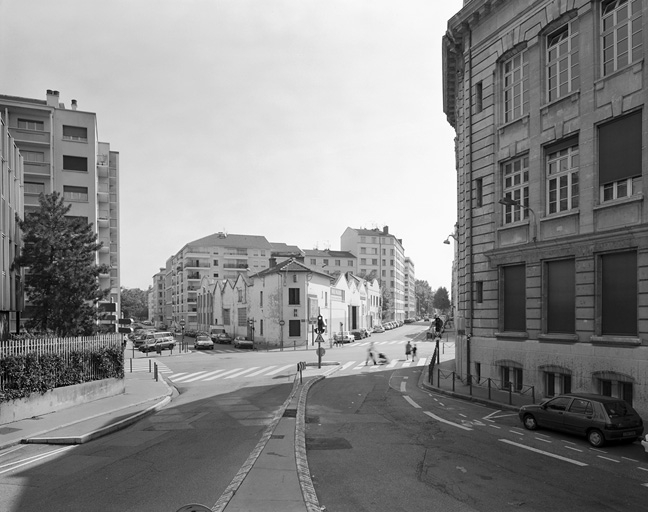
top-left (0, 378), bottom-right (125, 425)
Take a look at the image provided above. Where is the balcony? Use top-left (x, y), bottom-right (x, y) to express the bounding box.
top-left (97, 192), bottom-right (109, 203)
top-left (187, 273), bottom-right (201, 280)
top-left (222, 263), bottom-right (248, 269)
top-left (24, 161), bottom-right (50, 176)
top-left (9, 127), bottom-right (50, 144)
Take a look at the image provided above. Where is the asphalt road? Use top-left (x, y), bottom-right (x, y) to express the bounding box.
top-left (306, 364), bottom-right (648, 512)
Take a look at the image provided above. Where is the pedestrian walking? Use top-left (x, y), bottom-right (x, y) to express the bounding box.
top-left (405, 341), bottom-right (412, 360)
top-left (412, 343), bottom-right (417, 361)
top-left (366, 341), bottom-right (377, 365)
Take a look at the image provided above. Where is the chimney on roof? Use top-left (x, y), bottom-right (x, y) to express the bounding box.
top-left (71, 99), bottom-right (77, 110)
top-left (46, 89), bottom-right (59, 107)
top-left (383, 226), bottom-right (389, 234)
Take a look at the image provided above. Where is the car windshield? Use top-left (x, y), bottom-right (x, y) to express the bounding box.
top-left (603, 401), bottom-right (632, 417)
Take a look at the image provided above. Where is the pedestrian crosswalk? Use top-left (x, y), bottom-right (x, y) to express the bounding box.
top-left (127, 358), bottom-right (173, 374)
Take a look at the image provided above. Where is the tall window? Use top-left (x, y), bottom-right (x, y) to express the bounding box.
top-left (598, 111), bottom-right (642, 202)
top-left (546, 138), bottom-right (579, 214)
top-left (289, 319), bottom-right (300, 337)
top-left (600, 251), bottom-right (637, 336)
top-left (502, 156), bottom-right (529, 224)
top-left (475, 81), bottom-right (483, 113)
top-left (475, 177), bottom-right (483, 208)
top-left (502, 264), bottom-right (526, 332)
top-left (288, 288), bottom-right (300, 305)
top-left (602, 0), bottom-right (643, 76)
top-left (546, 259), bottom-right (575, 333)
top-left (547, 20), bottom-right (580, 102)
top-left (63, 185), bottom-right (88, 202)
top-left (503, 50), bottom-right (529, 123)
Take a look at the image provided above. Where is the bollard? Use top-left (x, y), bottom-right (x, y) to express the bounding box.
top-left (149, 359), bottom-right (152, 373)
top-left (130, 358), bottom-right (132, 373)
top-left (154, 362), bottom-right (158, 382)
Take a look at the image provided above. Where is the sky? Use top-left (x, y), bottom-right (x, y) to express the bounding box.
top-left (0, 0), bottom-right (463, 292)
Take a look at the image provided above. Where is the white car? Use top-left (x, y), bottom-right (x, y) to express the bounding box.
top-left (642, 434), bottom-right (648, 454)
top-left (194, 335), bottom-right (214, 350)
top-left (333, 331), bottom-right (354, 344)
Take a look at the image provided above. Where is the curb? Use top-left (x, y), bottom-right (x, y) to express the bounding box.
top-left (19, 375), bottom-right (175, 447)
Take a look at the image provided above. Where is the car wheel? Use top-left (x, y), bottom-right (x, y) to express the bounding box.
top-left (522, 414), bottom-right (538, 430)
top-left (587, 429), bottom-right (605, 447)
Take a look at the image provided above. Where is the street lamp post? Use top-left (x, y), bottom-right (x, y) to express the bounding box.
top-left (499, 196), bottom-right (537, 242)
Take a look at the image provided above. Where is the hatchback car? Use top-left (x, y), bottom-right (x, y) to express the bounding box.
top-left (234, 336), bottom-right (254, 349)
top-left (351, 330), bottom-right (369, 340)
top-left (333, 331), bottom-right (355, 344)
top-left (519, 393), bottom-right (644, 447)
top-left (194, 335), bottom-right (214, 350)
top-left (372, 325), bottom-right (385, 333)
top-left (215, 333), bottom-right (232, 344)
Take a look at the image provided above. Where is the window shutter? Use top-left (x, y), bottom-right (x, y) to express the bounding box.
top-left (599, 111), bottom-right (642, 185)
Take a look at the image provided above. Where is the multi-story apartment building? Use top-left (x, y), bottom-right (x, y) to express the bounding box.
top-left (164, 232), bottom-right (273, 330)
top-left (0, 115), bottom-right (24, 339)
top-left (149, 269), bottom-right (166, 327)
top-left (0, 90), bottom-right (120, 321)
top-left (444, 0), bottom-right (648, 414)
top-left (404, 257), bottom-right (416, 319)
top-left (341, 226), bottom-right (407, 322)
top-left (303, 249), bottom-right (357, 275)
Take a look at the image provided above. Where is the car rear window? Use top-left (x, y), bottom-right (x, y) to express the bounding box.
top-left (603, 401), bottom-right (633, 417)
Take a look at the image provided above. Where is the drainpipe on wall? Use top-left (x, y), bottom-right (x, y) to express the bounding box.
top-left (466, 25), bottom-right (474, 382)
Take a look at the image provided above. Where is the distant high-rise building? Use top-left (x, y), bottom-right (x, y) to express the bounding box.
top-left (0, 90), bottom-right (120, 323)
top-left (341, 226), bottom-right (407, 322)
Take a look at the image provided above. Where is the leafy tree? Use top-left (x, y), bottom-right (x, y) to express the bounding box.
top-left (380, 281), bottom-right (392, 320)
top-left (433, 286), bottom-right (451, 313)
top-left (14, 192), bottom-right (109, 336)
top-left (415, 279), bottom-right (433, 316)
top-left (121, 287), bottom-right (150, 320)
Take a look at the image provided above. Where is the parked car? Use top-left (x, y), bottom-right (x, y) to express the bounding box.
top-left (138, 331), bottom-right (176, 353)
top-left (214, 333), bottom-right (232, 344)
top-left (333, 331), bottom-right (355, 344)
top-left (404, 318), bottom-right (415, 323)
top-left (194, 334), bottom-right (214, 350)
top-left (234, 336), bottom-right (254, 349)
top-left (642, 434), bottom-right (648, 455)
top-left (518, 393), bottom-right (644, 447)
top-left (351, 330), bottom-right (369, 340)
top-left (372, 325), bottom-right (385, 333)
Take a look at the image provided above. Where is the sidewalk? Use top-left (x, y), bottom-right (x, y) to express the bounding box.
top-left (0, 367), bottom-right (173, 450)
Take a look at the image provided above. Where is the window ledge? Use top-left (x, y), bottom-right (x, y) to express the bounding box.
top-left (540, 90), bottom-right (580, 114)
top-left (593, 193), bottom-right (643, 211)
top-left (494, 331), bottom-right (528, 340)
top-left (538, 333), bottom-right (579, 343)
top-left (497, 114), bottom-right (530, 134)
top-left (590, 335), bottom-right (641, 346)
top-left (540, 208), bottom-right (579, 223)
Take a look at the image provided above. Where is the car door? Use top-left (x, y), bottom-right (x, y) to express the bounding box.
top-left (562, 398), bottom-right (594, 435)
top-left (539, 396), bottom-right (572, 431)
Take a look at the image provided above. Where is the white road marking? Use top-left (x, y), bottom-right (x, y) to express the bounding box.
top-left (400, 382), bottom-right (407, 392)
top-left (171, 371), bottom-right (209, 383)
top-left (565, 446), bottom-right (583, 453)
top-left (499, 439), bottom-right (588, 466)
top-left (264, 364), bottom-right (294, 376)
top-left (597, 456), bottom-right (620, 463)
top-left (404, 396), bottom-right (421, 408)
top-left (423, 411), bottom-right (473, 431)
top-left (225, 367), bottom-right (261, 379)
top-left (204, 368), bottom-right (242, 380)
top-left (246, 366), bottom-right (277, 377)
top-left (0, 446), bottom-right (75, 475)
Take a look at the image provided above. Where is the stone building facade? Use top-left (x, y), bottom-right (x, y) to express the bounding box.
top-left (443, 0), bottom-right (648, 415)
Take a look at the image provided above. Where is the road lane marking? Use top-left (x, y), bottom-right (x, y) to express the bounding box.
top-left (204, 368), bottom-right (242, 380)
top-left (180, 370), bottom-right (226, 382)
top-left (171, 371), bottom-right (208, 382)
top-left (499, 439), bottom-right (588, 466)
top-left (0, 446), bottom-right (74, 475)
top-left (423, 411), bottom-right (473, 431)
top-left (597, 456), bottom-right (620, 463)
top-left (565, 446), bottom-right (583, 453)
top-left (404, 396), bottom-right (421, 408)
top-left (247, 366), bottom-right (277, 377)
top-left (264, 364), bottom-right (294, 376)
top-left (225, 367), bottom-right (261, 379)
top-left (400, 382), bottom-right (407, 392)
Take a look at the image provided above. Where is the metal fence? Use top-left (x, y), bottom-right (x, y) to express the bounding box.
top-left (0, 334), bottom-right (123, 393)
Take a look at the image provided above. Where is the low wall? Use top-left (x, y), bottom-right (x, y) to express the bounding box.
top-left (0, 378), bottom-right (125, 425)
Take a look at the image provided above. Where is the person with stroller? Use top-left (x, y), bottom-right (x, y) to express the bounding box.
top-left (433, 314), bottom-right (444, 339)
top-left (365, 341), bottom-right (377, 365)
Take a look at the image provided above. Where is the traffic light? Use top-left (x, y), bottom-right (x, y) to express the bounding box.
top-left (317, 315), bottom-right (326, 334)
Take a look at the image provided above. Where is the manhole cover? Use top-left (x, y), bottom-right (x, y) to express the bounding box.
top-left (283, 409), bottom-right (297, 418)
top-left (306, 437), bottom-right (352, 450)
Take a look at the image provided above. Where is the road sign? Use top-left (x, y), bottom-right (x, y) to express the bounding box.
top-left (180, 319), bottom-right (186, 326)
top-left (118, 327), bottom-right (133, 334)
top-left (118, 318), bottom-right (133, 325)
top-left (315, 333), bottom-right (325, 343)
top-left (316, 347), bottom-right (326, 357)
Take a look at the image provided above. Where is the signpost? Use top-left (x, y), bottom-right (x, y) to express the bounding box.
top-left (314, 315), bottom-right (326, 369)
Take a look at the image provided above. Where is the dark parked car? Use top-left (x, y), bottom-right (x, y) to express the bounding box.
top-left (214, 332), bottom-right (232, 344)
top-left (351, 329), bottom-right (369, 340)
top-left (233, 336), bottom-right (254, 349)
top-left (519, 393), bottom-right (644, 447)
